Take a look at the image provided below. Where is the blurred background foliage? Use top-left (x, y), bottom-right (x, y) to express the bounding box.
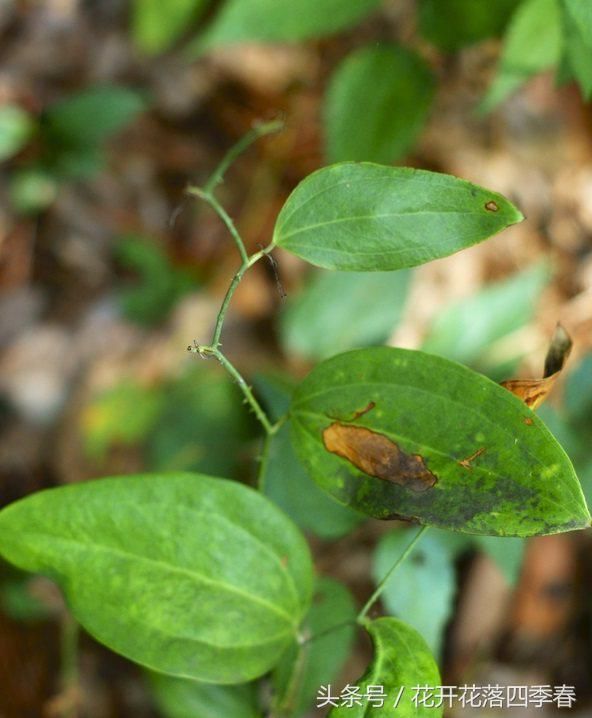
top-left (1, 0), bottom-right (592, 716)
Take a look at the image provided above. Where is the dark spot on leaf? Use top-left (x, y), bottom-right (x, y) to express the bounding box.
top-left (327, 401), bottom-right (376, 423)
top-left (485, 200), bottom-right (499, 212)
top-left (411, 552), bottom-right (426, 566)
top-left (322, 423), bottom-right (437, 492)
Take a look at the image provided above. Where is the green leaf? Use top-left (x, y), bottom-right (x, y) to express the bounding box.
top-left (290, 346), bottom-right (590, 536)
top-left (324, 45), bottom-right (435, 164)
top-left (116, 235), bottom-right (196, 326)
top-left (191, 0), bottom-right (382, 52)
top-left (149, 674), bottom-right (261, 718)
top-left (256, 374), bottom-right (365, 539)
top-left (329, 617), bottom-right (442, 717)
top-left (280, 269), bottom-right (411, 361)
top-left (273, 163), bottom-right (524, 271)
top-left (373, 531), bottom-right (455, 654)
top-left (132, 0), bottom-right (209, 54)
top-left (273, 577), bottom-right (356, 717)
top-left (44, 86), bottom-right (145, 147)
top-left (561, 0), bottom-right (592, 99)
top-left (418, 0), bottom-right (520, 51)
top-left (0, 474), bottom-right (313, 683)
top-left (421, 263), bottom-right (549, 376)
top-left (480, 0), bottom-right (562, 112)
top-left (0, 105), bottom-right (35, 161)
top-left (82, 380), bottom-right (165, 460)
top-left (148, 366), bottom-right (256, 478)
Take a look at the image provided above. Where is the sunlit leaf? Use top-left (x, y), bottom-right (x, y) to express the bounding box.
top-left (273, 163), bottom-right (523, 271)
top-left (0, 105), bottom-right (35, 162)
top-left (132, 0), bottom-right (209, 54)
top-left (0, 474), bottom-right (313, 683)
top-left (290, 346), bottom-right (590, 536)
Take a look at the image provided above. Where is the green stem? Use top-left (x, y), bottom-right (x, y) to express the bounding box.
top-left (357, 525), bottom-right (428, 623)
top-left (204, 119), bottom-right (284, 194)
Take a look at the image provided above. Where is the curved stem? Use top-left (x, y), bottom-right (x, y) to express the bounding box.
top-left (357, 525), bottom-right (428, 623)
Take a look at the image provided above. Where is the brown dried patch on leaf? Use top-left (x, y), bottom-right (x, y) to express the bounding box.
top-left (459, 447), bottom-right (486, 470)
top-left (485, 200), bottom-right (499, 212)
top-left (322, 423), bottom-right (437, 492)
top-left (501, 324), bottom-right (573, 410)
top-left (327, 401), bottom-right (376, 422)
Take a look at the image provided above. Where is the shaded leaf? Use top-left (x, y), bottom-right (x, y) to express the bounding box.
top-left (0, 474), bottom-right (313, 683)
top-left (422, 263), bottom-right (549, 376)
top-left (561, 0), bottom-right (592, 99)
top-left (191, 0), bottom-right (381, 53)
top-left (116, 235), bottom-right (196, 326)
top-left (480, 0), bottom-right (562, 112)
top-left (256, 374), bottom-right (365, 539)
top-left (0, 105), bottom-right (35, 161)
top-left (373, 531), bottom-right (455, 654)
top-left (149, 674), bottom-right (261, 718)
top-left (273, 577), bottom-right (356, 717)
top-left (290, 346), bottom-right (590, 536)
top-left (329, 617), bottom-right (442, 717)
top-left (324, 45), bottom-right (434, 164)
top-left (44, 86), bottom-right (145, 147)
top-left (418, 0), bottom-right (520, 51)
top-left (273, 163), bottom-right (523, 272)
top-left (280, 269), bottom-right (411, 361)
top-left (132, 0), bottom-right (209, 54)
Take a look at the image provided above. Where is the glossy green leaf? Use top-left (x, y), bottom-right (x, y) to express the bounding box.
top-left (281, 269), bottom-right (411, 361)
top-left (373, 531), bottom-right (455, 654)
top-left (290, 346), bottom-right (590, 536)
top-left (561, 0), bottom-right (592, 99)
top-left (481, 0), bottom-right (562, 112)
top-left (273, 577), bottom-right (356, 717)
top-left (418, 0), bottom-right (519, 51)
top-left (329, 617), bottom-right (442, 717)
top-left (256, 374), bottom-right (365, 539)
top-left (0, 474), bottom-right (313, 683)
top-left (132, 0), bottom-right (209, 54)
top-left (273, 163), bottom-right (523, 271)
top-left (44, 86), bottom-right (145, 147)
top-left (191, 0), bottom-right (381, 53)
top-left (0, 105), bottom-right (35, 161)
top-left (421, 263), bottom-right (549, 376)
top-left (149, 674), bottom-right (261, 718)
top-left (324, 45), bottom-right (435, 164)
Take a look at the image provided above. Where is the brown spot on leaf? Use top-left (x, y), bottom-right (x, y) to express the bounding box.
top-left (501, 324), bottom-right (573, 410)
top-left (458, 447), bottom-right (486, 470)
top-left (322, 423), bottom-right (437, 492)
top-left (327, 401), bottom-right (376, 423)
top-left (485, 200), bottom-right (499, 212)
top-left (523, 417), bottom-right (534, 425)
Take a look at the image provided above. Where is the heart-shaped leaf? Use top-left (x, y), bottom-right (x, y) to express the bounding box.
top-left (328, 617), bottom-right (442, 717)
top-left (273, 163), bottom-right (523, 271)
top-left (0, 474), bottom-right (313, 683)
top-left (290, 347), bottom-right (590, 536)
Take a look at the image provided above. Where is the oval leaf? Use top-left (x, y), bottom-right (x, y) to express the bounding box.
top-left (329, 617), bottom-right (442, 717)
top-left (290, 347), bottom-right (590, 536)
top-left (0, 474), bottom-right (313, 683)
top-left (324, 45), bottom-right (435, 164)
top-left (273, 163), bottom-right (523, 271)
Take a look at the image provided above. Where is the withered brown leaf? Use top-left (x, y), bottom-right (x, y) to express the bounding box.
top-left (501, 324), bottom-right (572, 410)
top-left (322, 423), bottom-right (437, 492)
